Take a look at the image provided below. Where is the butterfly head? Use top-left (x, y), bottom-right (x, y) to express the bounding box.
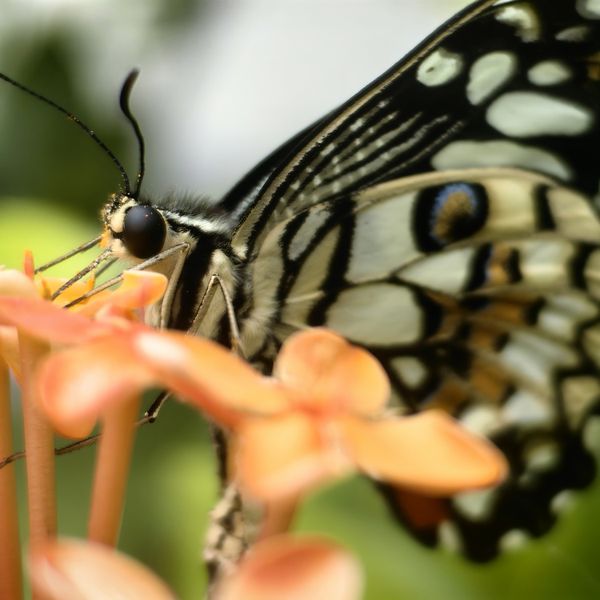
top-left (101, 193), bottom-right (168, 261)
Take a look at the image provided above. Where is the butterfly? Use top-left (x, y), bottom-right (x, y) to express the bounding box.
top-left (17, 0), bottom-right (600, 563)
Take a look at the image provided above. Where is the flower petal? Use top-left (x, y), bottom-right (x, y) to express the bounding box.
top-left (0, 269), bottom-right (104, 342)
top-left (217, 535), bottom-right (362, 600)
top-left (38, 334), bottom-right (154, 438)
top-left (132, 331), bottom-right (289, 422)
top-left (35, 275), bottom-right (95, 305)
top-left (0, 296), bottom-right (111, 344)
top-left (341, 411), bottom-right (508, 495)
top-left (273, 329), bottom-right (389, 415)
top-left (74, 271), bottom-right (168, 317)
top-left (29, 539), bottom-right (175, 600)
top-left (234, 414), bottom-right (351, 501)
top-left (38, 328), bottom-right (289, 437)
top-left (0, 268), bottom-right (38, 298)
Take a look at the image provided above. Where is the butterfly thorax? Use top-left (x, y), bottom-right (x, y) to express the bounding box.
top-left (100, 192), bottom-right (268, 350)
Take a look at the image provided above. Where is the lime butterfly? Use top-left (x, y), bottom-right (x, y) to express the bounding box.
top-left (9, 0), bottom-right (600, 562)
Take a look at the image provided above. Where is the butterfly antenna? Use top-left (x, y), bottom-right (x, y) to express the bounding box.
top-left (119, 69), bottom-right (145, 198)
top-left (0, 71), bottom-right (131, 195)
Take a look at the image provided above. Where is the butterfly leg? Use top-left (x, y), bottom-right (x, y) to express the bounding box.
top-left (189, 272), bottom-right (246, 358)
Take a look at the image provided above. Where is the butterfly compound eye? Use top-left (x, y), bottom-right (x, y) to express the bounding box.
top-left (122, 205), bottom-right (166, 259)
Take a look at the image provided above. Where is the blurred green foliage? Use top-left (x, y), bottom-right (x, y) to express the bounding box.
top-left (0, 40), bottom-right (126, 218)
top-left (2, 2), bottom-right (600, 599)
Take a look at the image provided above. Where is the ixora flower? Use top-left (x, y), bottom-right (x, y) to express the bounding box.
top-left (37, 325), bottom-right (508, 503)
top-left (0, 265), bottom-right (169, 599)
top-left (29, 534), bottom-right (362, 600)
top-left (0, 266), bottom-right (168, 377)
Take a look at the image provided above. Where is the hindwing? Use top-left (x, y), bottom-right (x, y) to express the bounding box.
top-left (236, 167), bottom-right (600, 560)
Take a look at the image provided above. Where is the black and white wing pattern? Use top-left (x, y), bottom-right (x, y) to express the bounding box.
top-left (187, 0), bottom-right (600, 561)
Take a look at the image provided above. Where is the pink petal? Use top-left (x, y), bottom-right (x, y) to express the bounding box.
top-left (0, 268), bottom-right (122, 343)
top-left (35, 275), bottom-right (95, 305)
top-left (38, 335), bottom-right (154, 438)
top-left (74, 271), bottom-right (168, 317)
top-left (273, 329), bottom-right (389, 415)
top-left (131, 331), bottom-right (289, 423)
top-left (217, 535), bottom-right (362, 600)
top-left (29, 539), bottom-right (175, 600)
top-left (0, 296), bottom-right (111, 344)
top-left (341, 411), bottom-right (508, 495)
top-left (38, 328), bottom-right (289, 437)
top-left (0, 269), bottom-right (38, 298)
top-left (234, 414), bottom-right (351, 501)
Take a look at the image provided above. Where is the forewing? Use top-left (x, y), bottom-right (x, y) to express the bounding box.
top-left (223, 0), bottom-right (600, 263)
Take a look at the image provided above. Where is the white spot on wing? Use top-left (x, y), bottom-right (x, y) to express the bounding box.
top-left (583, 416), bottom-right (600, 454)
top-left (556, 25), bottom-right (591, 42)
top-left (326, 283), bottom-right (422, 345)
top-left (389, 356), bottom-right (427, 388)
top-left (486, 92), bottom-right (593, 137)
top-left (496, 5), bottom-right (540, 42)
top-left (417, 48), bottom-right (463, 87)
top-left (551, 490), bottom-right (576, 515)
top-left (577, 0), bottom-right (600, 18)
top-left (546, 187), bottom-right (600, 240)
top-left (499, 530), bottom-right (530, 552)
top-left (518, 239), bottom-right (574, 289)
top-left (287, 208), bottom-right (330, 261)
top-left (584, 249), bottom-right (600, 300)
top-left (528, 61), bottom-right (571, 86)
top-left (583, 324), bottom-right (600, 367)
top-left (281, 227), bottom-right (339, 327)
top-left (467, 51), bottom-right (516, 105)
top-left (460, 405), bottom-right (502, 437)
top-left (348, 192), bottom-right (418, 283)
top-left (431, 139), bottom-right (572, 181)
top-left (502, 389), bottom-right (555, 428)
top-left (439, 521), bottom-right (462, 553)
top-left (399, 247), bottom-right (475, 295)
top-left (523, 441), bottom-right (559, 471)
top-left (453, 488), bottom-right (496, 521)
top-left (501, 330), bottom-right (578, 394)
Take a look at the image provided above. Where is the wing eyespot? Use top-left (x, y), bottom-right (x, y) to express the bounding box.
top-left (413, 182), bottom-right (489, 252)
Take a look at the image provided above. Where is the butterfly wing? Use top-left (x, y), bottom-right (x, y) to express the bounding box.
top-left (216, 0), bottom-right (600, 560)
top-left (238, 167), bottom-right (600, 560)
top-left (222, 0), bottom-right (600, 262)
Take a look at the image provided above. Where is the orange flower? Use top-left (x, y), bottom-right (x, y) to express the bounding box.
top-left (216, 534), bottom-right (363, 600)
top-left (38, 327), bottom-right (507, 501)
top-left (29, 535), bottom-right (360, 600)
top-left (29, 538), bottom-right (176, 600)
top-left (231, 329), bottom-right (507, 501)
top-left (0, 269), bottom-right (167, 349)
top-left (0, 264), bottom-right (169, 559)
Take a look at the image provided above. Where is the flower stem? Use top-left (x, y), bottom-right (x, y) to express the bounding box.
top-left (19, 333), bottom-right (56, 549)
top-left (259, 495), bottom-right (300, 539)
top-left (88, 396), bottom-right (140, 546)
top-left (0, 360), bottom-right (23, 599)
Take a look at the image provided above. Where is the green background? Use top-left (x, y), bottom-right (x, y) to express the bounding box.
top-left (1, 1), bottom-right (599, 598)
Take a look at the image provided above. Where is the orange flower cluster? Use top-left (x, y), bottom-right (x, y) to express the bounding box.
top-left (0, 260), bottom-right (507, 599)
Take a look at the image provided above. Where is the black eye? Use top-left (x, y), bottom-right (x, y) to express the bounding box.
top-left (122, 205), bottom-right (166, 259)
